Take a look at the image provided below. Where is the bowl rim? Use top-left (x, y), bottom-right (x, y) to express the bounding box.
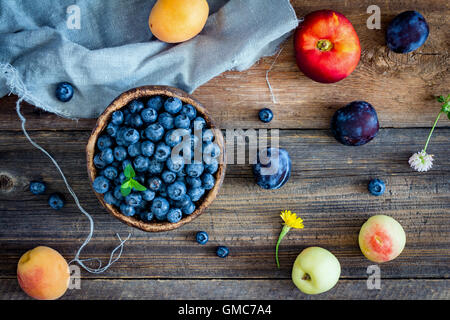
top-left (86, 85), bottom-right (226, 232)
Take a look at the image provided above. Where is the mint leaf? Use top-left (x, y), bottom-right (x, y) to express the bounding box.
top-left (121, 185), bottom-right (131, 197)
top-left (441, 102), bottom-right (450, 113)
top-left (124, 164), bottom-right (135, 179)
top-left (437, 95), bottom-right (445, 103)
top-left (131, 179), bottom-right (147, 192)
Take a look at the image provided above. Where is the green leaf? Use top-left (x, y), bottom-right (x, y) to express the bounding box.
top-left (441, 102), bottom-right (450, 113)
top-left (124, 164), bottom-right (135, 179)
top-left (131, 179), bottom-right (147, 192)
top-left (121, 180), bottom-right (131, 189)
top-left (120, 185), bottom-right (132, 197)
top-left (437, 95), bottom-right (445, 103)
top-left (447, 112), bottom-right (450, 121)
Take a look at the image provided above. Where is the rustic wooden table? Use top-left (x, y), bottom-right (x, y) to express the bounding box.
top-left (0, 0), bottom-right (449, 300)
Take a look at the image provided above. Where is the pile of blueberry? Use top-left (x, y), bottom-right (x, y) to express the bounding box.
top-left (92, 95), bottom-right (221, 224)
top-left (29, 181), bottom-right (65, 210)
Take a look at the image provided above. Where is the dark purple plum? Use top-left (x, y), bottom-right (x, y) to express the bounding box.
top-left (331, 101), bottom-right (379, 146)
top-left (253, 148), bottom-right (291, 190)
top-left (386, 11), bottom-right (429, 53)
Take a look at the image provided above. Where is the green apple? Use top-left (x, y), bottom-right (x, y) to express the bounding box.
top-left (359, 215), bottom-right (406, 263)
top-left (292, 247), bottom-right (341, 295)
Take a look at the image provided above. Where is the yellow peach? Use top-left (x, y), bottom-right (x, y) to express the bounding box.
top-left (149, 0), bottom-right (209, 43)
top-left (17, 246), bottom-right (70, 300)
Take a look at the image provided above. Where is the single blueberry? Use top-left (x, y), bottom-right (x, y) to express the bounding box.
top-left (111, 110), bottom-right (124, 125)
top-left (166, 155), bottom-right (185, 173)
top-left (140, 211), bottom-right (154, 222)
top-left (167, 181), bottom-right (187, 201)
top-left (123, 113), bottom-right (133, 126)
top-left (154, 143), bottom-right (171, 162)
top-left (174, 194), bottom-right (191, 208)
top-left (48, 193), bottom-right (65, 210)
top-left (164, 97), bottom-right (183, 115)
top-left (202, 129), bottom-right (215, 143)
top-left (158, 182), bottom-right (168, 198)
top-left (55, 82), bottom-right (74, 102)
top-left (145, 123), bottom-right (165, 142)
top-left (122, 128), bottom-right (140, 145)
top-left (162, 170), bottom-right (177, 184)
top-left (114, 185), bottom-right (125, 201)
top-left (133, 156), bottom-right (149, 173)
top-left (100, 148), bottom-right (114, 165)
top-left (30, 181), bottom-right (46, 195)
top-left (125, 193), bottom-right (143, 207)
top-left (141, 140), bottom-right (155, 157)
top-left (142, 189), bottom-right (156, 202)
top-left (128, 142), bottom-right (141, 157)
top-left (129, 100), bottom-right (145, 114)
top-left (130, 114), bottom-right (144, 128)
top-left (216, 246), bottom-right (229, 258)
top-left (141, 108), bottom-right (158, 123)
top-left (104, 191), bottom-right (119, 206)
top-left (192, 117), bottom-right (206, 132)
top-left (97, 135), bottom-right (113, 151)
top-left (148, 158), bottom-right (164, 175)
top-left (182, 201), bottom-right (196, 215)
top-left (196, 231), bottom-right (209, 245)
top-left (93, 176), bottom-right (110, 194)
top-left (188, 187), bottom-right (205, 202)
top-left (368, 179), bottom-right (386, 196)
top-left (151, 197), bottom-right (170, 220)
top-left (147, 96), bottom-right (164, 111)
top-left (113, 146), bottom-right (127, 162)
top-left (103, 166), bottom-right (118, 180)
top-left (167, 208), bottom-right (182, 223)
top-left (148, 176), bottom-right (163, 192)
top-left (94, 154), bottom-right (107, 169)
top-left (174, 114), bottom-right (191, 129)
top-left (158, 112), bottom-right (175, 130)
top-left (186, 177), bottom-right (202, 188)
top-left (202, 173), bottom-right (215, 190)
top-left (203, 142), bottom-right (221, 159)
top-left (165, 129), bottom-right (189, 148)
top-left (120, 203), bottom-right (136, 217)
top-left (180, 104), bottom-right (197, 120)
top-left (205, 159), bottom-right (219, 174)
top-left (106, 123), bottom-right (118, 137)
top-left (186, 163), bottom-right (204, 178)
top-left (258, 108), bottom-right (274, 123)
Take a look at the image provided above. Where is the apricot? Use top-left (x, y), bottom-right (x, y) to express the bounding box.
top-left (359, 215), bottom-right (406, 263)
top-left (149, 0), bottom-right (209, 43)
top-left (17, 246), bottom-right (70, 300)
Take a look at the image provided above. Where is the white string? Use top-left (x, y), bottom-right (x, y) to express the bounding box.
top-left (1, 63), bottom-right (131, 273)
top-left (265, 47), bottom-right (284, 104)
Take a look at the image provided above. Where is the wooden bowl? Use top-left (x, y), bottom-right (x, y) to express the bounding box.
top-left (86, 86), bottom-right (226, 232)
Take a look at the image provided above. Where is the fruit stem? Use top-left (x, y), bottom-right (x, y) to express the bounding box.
top-left (316, 39), bottom-right (333, 52)
top-left (423, 111), bottom-right (442, 153)
top-left (276, 225), bottom-right (291, 269)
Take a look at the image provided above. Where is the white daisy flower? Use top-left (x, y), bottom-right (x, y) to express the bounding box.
top-left (409, 150), bottom-right (434, 172)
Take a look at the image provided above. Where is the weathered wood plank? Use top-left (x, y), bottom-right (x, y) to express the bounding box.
top-left (0, 1), bottom-right (448, 130)
top-left (0, 279), bottom-right (448, 300)
top-left (0, 129), bottom-right (448, 279)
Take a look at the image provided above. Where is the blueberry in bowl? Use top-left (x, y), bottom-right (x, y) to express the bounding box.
top-left (86, 86), bottom-right (226, 232)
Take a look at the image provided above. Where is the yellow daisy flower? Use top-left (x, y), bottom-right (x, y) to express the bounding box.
top-left (276, 210), bottom-right (304, 268)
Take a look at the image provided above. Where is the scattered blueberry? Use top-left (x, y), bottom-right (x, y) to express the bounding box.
top-left (55, 82), bottom-right (74, 102)
top-left (253, 148), bottom-right (291, 190)
top-left (386, 11), bottom-right (429, 54)
top-left (196, 231), bottom-right (209, 245)
top-left (259, 108), bottom-right (274, 123)
top-left (216, 246), bottom-right (229, 258)
top-left (30, 181), bottom-right (46, 195)
top-left (48, 193), bottom-right (65, 210)
top-left (368, 179), bottom-right (386, 196)
top-left (331, 101), bottom-right (379, 146)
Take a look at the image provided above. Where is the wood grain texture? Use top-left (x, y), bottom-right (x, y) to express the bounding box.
top-left (0, 1), bottom-right (448, 131)
top-left (0, 130), bottom-right (448, 280)
top-left (0, 279), bottom-right (448, 300)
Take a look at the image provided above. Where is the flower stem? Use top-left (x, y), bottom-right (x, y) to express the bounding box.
top-left (275, 225), bottom-right (291, 269)
top-left (423, 111), bottom-right (442, 153)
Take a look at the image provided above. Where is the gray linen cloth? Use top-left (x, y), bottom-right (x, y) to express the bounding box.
top-left (0, 0), bottom-right (298, 118)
